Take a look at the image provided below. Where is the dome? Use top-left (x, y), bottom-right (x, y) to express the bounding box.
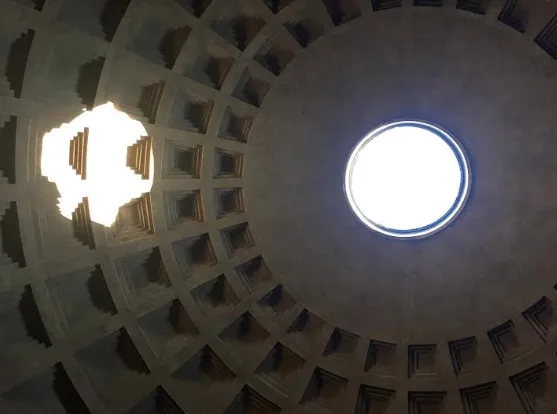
top-left (1, 0), bottom-right (557, 413)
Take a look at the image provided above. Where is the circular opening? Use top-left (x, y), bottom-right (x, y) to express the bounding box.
top-left (345, 120), bottom-right (471, 239)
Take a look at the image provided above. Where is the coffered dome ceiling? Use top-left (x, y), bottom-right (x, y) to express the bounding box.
top-left (1, 0), bottom-right (557, 413)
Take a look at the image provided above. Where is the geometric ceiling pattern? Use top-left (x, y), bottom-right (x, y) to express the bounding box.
top-left (1, 0), bottom-right (557, 413)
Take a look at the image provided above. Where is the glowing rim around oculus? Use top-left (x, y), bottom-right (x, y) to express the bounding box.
top-left (344, 120), bottom-right (471, 239)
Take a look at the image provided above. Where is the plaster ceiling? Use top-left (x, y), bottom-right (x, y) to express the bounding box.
top-left (1, 0), bottom-right (557, 413)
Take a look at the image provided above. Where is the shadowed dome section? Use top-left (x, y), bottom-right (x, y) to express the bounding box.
top-left (3, 0), bottom-right (557, 414)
